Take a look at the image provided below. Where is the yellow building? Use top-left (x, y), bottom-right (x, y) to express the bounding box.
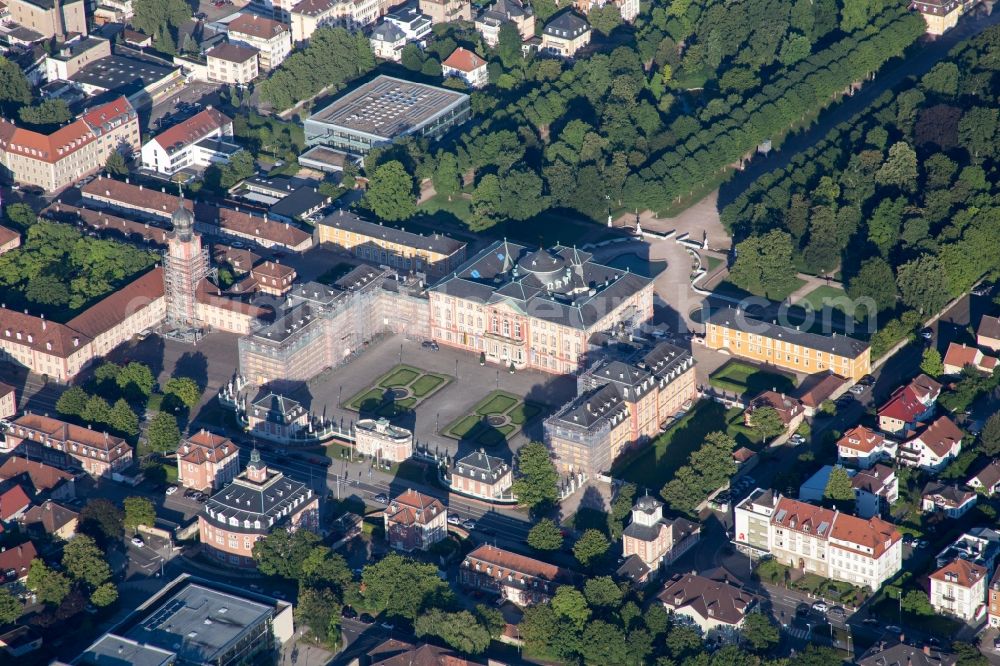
top-left (704, 308), bottom-right (871, 382)
top-left (540, 9), bottom-right (591, 58)
top-left (7, 0), bottom-right (86, 40)
top-left (911, 0), bottom-right (978, 35)
top-left (317, 210), bottom-right (466, 278)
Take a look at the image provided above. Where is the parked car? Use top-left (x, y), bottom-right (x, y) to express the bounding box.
top-left (165, 485), bottom-right (178, 495)
top-left (789, 434), bottom-right (806, 445)
top-left (886, 625), bottom-right (902, 634)
top-left (131, 536), bottom-right (145, 547)
top-left (380, 620), bottom-right (395, 630)
top-left (919, 328), bottom-right (933, 340)
top-left (862, 618), bottom-right (879, 625)
top-left (359, 613), bottom-right (375, 625)
top-left (341, 606), bottom-right (357, 619)
top-left (828, 607), bottom-right (845, 618)
top-left (447, 515), bottom-right (463, 526)
top-left (811, 602), bottom-right (829, 613)
top-left (462, 519), bottom-right (476, 530)
top-left (373, 493), bottom-right (389, 504)
top-left (849, 384), bottom-right (866, 394)
top-left (421, 340), bottom-right (440, 351)
top-left (972, 284), bottom-right (991, 297)
top-left (859, 374), bottom-right (876, 386)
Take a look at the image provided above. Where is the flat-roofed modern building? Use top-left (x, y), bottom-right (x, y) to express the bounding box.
top-left (317, 209), bottom-right (467, 278)
top-left (75, 573), bottom-right (294, 666)
top-left (304, 75), bottom-right (470, 155)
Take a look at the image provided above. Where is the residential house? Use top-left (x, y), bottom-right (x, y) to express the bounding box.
top-left (574, 0), bottom-right (638, 22)
top-left (912, 0), bottom-right (980, 36)
top-left (21, 500), bottom-right (78, 540)
top-left (0, 486), bottom-right (30, 525)
top-left (968, 459), bottom-right (1000, 496)
top-left (733, 488), bottom-right (780, 557)
top-left (385, 3), bottom-right (432, 42)
top-left (979, 315), bottom-right (1000, 353)
top-left (877, 373), bottom-right (941, 435)
top-left (419, 0), bottom-right (471, 24)
top-left (459, 544), bottom-right (572, 606)
top-left (705, 307), bottom-right (872, 382)
top-left (930, 558), bottom-right (987, 622)
top-left (199, 450), bottom-right (318, 567)
top-left (176, 430), bottom-right (240, 492)
top-left (540, 10), bottom-right (591, 58)
top-left (140, 108), bottom-right (239, 176)
top-left (0, 382), bottom-right (15, 420)
top-left (288, 0), bottom-right (382, 43)
top-left (248, 261), bottom-right (296, 297)
top-left (657, 572), bottom-right (758, 633)
top-left (369, 21), bottom-right (407, 60)
top-left (937, 529), bottom-right (1000, 570)
top-left (837, 425), bottom-right (897, 470)
top-left (743, 390), bottom-right (804, 436)
top-left (354, 419), bottom-right (413, 463)
top-left (922, 482), bottom-right (977, 518)
top-left (858, 640), bottom-right (957, 666)
top-left (475, 0), bottom-right (535, 45)
top-left (367, 639), bottom-right (485, 666)
top-left (851, 464), bottom-right (898, 518)
top-left (989, 568), bottom-right (1000, 627)
top-left (0, 226), bottom-right (19, 258)
top-left (5, 414), bottom-right (133, 478)
top-left (898, 416), bottom-right (964, 472)
top-left (442, 47), bottom-right (488, 88)
top-left (0, 541), bottom-right (36, 591)
top-left (0, 96), bottom-right (139, 192)
top-left (621, 495), bottom-right (699, 576)
top-left (449, 450), bottom-right (512, 501)
top-left (383, 489), bottom-right (447, 552)
top-left (227, 14), bottom-right (291, 70)
top-left (0, 456), bottom-right (76, 500)
top-left (206, 43), bottom-right (260, 85)
top-left (943, 342), bottom-right (998, 375)
top-left (794, 372), bottom-right (848, 417)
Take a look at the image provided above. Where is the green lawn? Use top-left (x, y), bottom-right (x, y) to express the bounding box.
top-left (417, 192), bottom-right (473, 222)
top-left (345, 365), bottom-right (450, 413)
top-left (442, 390), bottom-right (542, 447)
top-left (475, 392), bottom-right (519, 416)
top-left (613, 400), bottom-right (748, 488)
top-left (379, 367), bottom-right (420, 387)
top-left (704, 255), bottom-right (723, 272)
top-left (714, 277), bottom-right (807, 304)
top-left (709, 360), bottom-right (797, 398)
top-left (346, 387), bottom-right (385, 411)
top-left (410, 374), bottom-right (446, 397)
top-left (445, 414), bottom-right (482, 439)
top-left (797, 285), bottom-right (852, 314)
top-left (508, 402), bottom-right (542, 426)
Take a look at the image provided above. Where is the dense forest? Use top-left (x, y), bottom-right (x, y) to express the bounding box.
top-left (349, 0), bottom-right (924, 228)
top-left (722, 24), bottom-right (1000, 356)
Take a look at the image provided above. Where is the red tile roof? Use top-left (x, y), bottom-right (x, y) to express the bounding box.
top-left (251, 261), bottom-right (295, 280)
top-left (658, 573), bottom-right (757, 626)
top-left (195, 203), bottom-right (313, 248)
top-left (0, 541), bottom-right (36, 581)
top-left (196, 278), bottom-right (272, 318)
top-left (0, 224), bottom-right (19, 247)
top-left (443, 47), bottom-right (486, 72)
top-left (386, 489), bottom-right (445, 526)
top-left (0, 485), bottom-right (30, 520)
top-left (879, 384), bottom-right (928, 423)
top-left (931, 558), bottom-right (987, 588)
top-left (81, 96), bottom-right (135, 133)
top-left (912, 416), bottom-right (964, 458)
top-left (0, 457), bottom-right (74, 493)
top-left (771, 498), bottom-right (836, 537)
top-left (980, 315), bottom-right (1000, 342)
top-left (81, 177), bottom-right (192, 218)
top-left (228, 13), bottom-right (288, 38)
top-left (944, 342), bottom-right (998, 372)
top-left (464, 544), bottom-right (567, 583)
top-left (909, 373), bottom-right (942, 402)
top-left (21, 500), bottom-right (78, 535)
top-left (43, 203), bottom-right (170, 246)
top-left (830, 513), bottom-right (900, 559)
top-left (838, 425), bottom-right (886, 454)
top-left (152, 108), bottom-right (232, 153)
top-left (0, 97), bottom-right (133, 165)
top-left (179, 430), bottom-right (237, 465)
top-left (64, 267), bottom-right (164, 339)
top-left (0, 382), bottom-right (13, 400)
top-left (12, 414), bottom-right (128, 459)
top-left (0, 308), bottom-right (90, 358)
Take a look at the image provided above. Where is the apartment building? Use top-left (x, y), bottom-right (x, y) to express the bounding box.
top-left (475, 0), bottom-right (534, 45)
top-left (44, 37), bottom-right (112, 81)
top-left (898, 416), bottom-right (964, 472)
top-left (704, 308), bottom-right (872, 382)
top-left (289, 0), bottom-right (381, 43)
top-left (317, 210), bottom-right (466, 278)
top-left (206, 43), bottom-right (260, 85)
top-left (621, 495), bottom-right (699, 573)
top-left (442, 47), bottom-right (488, 88)
top-left (176, 430), bottom-right (240, 492)
top-left (741, 495), bottom-right (902, 590)
top-left (140, 108), bottom-right (237, 176)
top-left (930, 558), bottom-right (987, 621)
top-left (989, 568), bottom-right (1000, 627)
top-left (199, 450), bottom-right (317, 567)
top-left (459, 544), bottom-right (573, 606)
top-left (355, 418), bottom-right (413, 463)
top-left (431, 241), bottom-right (654, 375)
top-left (545, 342), bottom-right (696, 476)
top-left (877, 374), bottom-right (941, 434)
top-left (419, 0), bottom-right (470, 24)
top-left (541, 10), bottom-right (591, 58)
top-left (0, 96), bottom-right (139, 192)
top-left (383, 489), bottom-right (447, 552)
top-left (8, 0), bottom-right (86, 39)
top-left (449, 450), bottom-right (512, 501)
top-left (227, 13), bottom-right (291, 70)
top-left (837, 426), bottom-right (897, 470)
top-left (5, 413), bottom-right (133, 478)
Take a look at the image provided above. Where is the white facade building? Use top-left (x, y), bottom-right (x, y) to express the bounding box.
top-left (930, 558), bottom-right (987, 622)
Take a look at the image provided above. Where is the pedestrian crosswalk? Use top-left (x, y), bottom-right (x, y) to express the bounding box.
top-left (782, 624), bottom-right (812, 640)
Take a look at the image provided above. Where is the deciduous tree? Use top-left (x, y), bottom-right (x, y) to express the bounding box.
top-left (364, 160), bottom-right (415, 221)
top-left (62, 534), bottom-right (111, 589)
top-left (79, 499), bottom-right (124, 544)
top-left (123, 496), bottom-right (156, 533)
top-left (747, 406), bottom-right (786, 441)
top-left (920, 348), bottom-right (944, 378)
top-left (511, 441), bottom-right (559, 514)
top-left (572, 529), bottom-right (610, 568)
top-left (0, 588), bottom-right (22, 624)
top-left (415, 609), bottom-right (492, 654)
top-left (252, 528), bottom-right (322, 579)
top-left (361, 553), bottom-right (451, 621)
top-left (27, 559), bottom-right (70, 606)
top-left (146, 412), bottom-right (181, 453)
top-left (527, 518), bottom-right (564, 551)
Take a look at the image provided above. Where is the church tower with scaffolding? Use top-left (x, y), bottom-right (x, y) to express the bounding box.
top-left (163, 193), bottom-right (210, 334)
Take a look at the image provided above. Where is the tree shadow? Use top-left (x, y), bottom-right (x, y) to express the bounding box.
top-left (173, 351), bottom-right (209, 390)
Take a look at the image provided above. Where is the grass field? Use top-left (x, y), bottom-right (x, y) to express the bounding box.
top-left (381, 367), bottom-right (420, 387)
top-left (709, 360), bottom-right (797, 398)
top-left (443, 390), bottom-right (544, 447)
top-left (612, 400), bottom-right (763, 488)
top-left (714, 277), bottom-right (807, 304)
top-left (798, 285), bottom-right (851, 314)
top-left (704, 255), bottom-right (723, 272)
top-left (410, 374), bottom-right (445, 397)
